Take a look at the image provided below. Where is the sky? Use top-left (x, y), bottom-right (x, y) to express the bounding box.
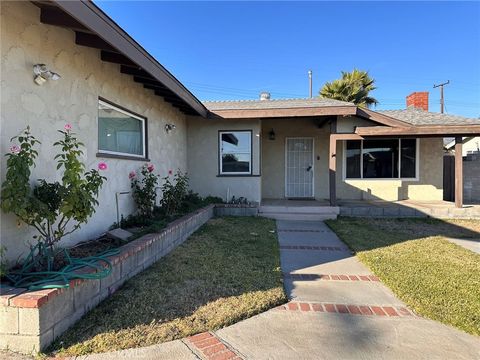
top-left (96, 1), bottom-right (480, 118)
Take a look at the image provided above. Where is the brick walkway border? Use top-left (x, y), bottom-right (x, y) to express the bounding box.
top-left (279, 245), bottom-right (350, 251)
top-left (186, 332), bottom-right (243, 360)
top-left (274, 302), bottom-right (419, 317)
top-left (283, 273), bottom-right (380, 282)
top-left (277, 229), bottom-right (326, 233)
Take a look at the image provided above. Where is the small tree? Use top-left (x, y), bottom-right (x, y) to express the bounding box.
top-left (130, 164), bottom-right (159, 217)
top-left (320, 69), bottom-right (378, 108)
top-left (0, 125), bottom-right (107, 256)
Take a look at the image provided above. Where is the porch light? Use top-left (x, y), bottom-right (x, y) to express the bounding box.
top-left (164, 123), bottom-right (176, 133)
top-left (268, 128), bottom-right (275, 140)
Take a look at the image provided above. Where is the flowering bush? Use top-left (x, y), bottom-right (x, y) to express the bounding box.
top-left (0, 126), bottom-right (107, 255)
top-left (130, 163), bottom-right (159, 217)
top-left (160, 170), bottom-right (189, 215)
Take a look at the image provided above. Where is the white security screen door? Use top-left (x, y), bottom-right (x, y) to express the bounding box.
top-left (285, 138), bottom-right (314, 198)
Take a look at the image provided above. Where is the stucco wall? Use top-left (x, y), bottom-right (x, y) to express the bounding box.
top-left (261, 116), bottom-right (444, 201)
top-left (0, 2), bottom-right (188, 262)
top-left (187, 116), bottom-right (261, 203)
top-left (261, 118), bottom-right (330, 200)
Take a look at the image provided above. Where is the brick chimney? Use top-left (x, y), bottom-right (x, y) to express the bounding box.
top-left (406, 92), bottom-right (429, 111)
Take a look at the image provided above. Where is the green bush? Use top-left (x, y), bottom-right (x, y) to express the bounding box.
top-left (130, 164), bottom-right (159, 218)
top-left (160, 170), bottom-right (189, 215)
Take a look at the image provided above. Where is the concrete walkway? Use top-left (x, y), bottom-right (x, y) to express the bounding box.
top-left (6, 220), bottom-right (479, 360)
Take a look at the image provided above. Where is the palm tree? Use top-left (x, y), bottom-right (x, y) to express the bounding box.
top-left (320, 69), bottom-right (379, 108)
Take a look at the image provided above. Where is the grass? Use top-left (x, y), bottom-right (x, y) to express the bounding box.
top-left (326, 217), bottom-right (480, 336)
top-left (47, 217), bottom-right (286, 357)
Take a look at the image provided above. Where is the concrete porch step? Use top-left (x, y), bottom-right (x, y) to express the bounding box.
top-left (259, 205), bottom-right (340, 214)
top-left (259, 212), bottom-right (337, 221)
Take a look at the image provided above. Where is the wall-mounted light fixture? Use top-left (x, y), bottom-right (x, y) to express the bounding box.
top-left (33, 64), bottom-right (61, 85)
top-left (268, 128), bottom-right (276, 140)
top-left (164, 123), bottom-right (176, 133)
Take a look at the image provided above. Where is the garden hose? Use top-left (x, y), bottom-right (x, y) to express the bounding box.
top-left (5, 243), bottom-right (120, 291)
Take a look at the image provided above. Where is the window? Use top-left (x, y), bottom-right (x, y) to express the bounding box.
top-left (219, 131), bottom-right (252, 174)
top-left (344, 139), bottom-right (418, 180)
top-left (98, 99), bottom-right (146, 158)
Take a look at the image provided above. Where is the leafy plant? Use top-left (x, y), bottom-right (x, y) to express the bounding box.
top-left (160, 170), bottom-right (189, 215)
top-left (130, 164), bottom-right (159, 218)
top-left (0, 125), bottom-right (107, 255)
top-left (320, 68), bottom-right (378, 108)
top-left (0, 246), bottom-right (7, 278)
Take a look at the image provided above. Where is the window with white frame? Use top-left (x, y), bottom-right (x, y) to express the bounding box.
top-left (219, 131), bottom-right (252, 174)
top-left (98, 99), bottom-right (146, 158)
top-left (344, 139), bottom-right (418, 179)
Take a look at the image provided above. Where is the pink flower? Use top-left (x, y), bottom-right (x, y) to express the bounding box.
top-left (64, 123), bottom-right (72, 132)
top-left (128, 171), bottom-right (136, 179)
top-left (10, 145), bottom-right (20, 154)
top-left (168, 169), bottom-right (173, 176)
top-left (147, 164), bottom-right (154, 173)
top-left (98, 162), bottom-right (107, 171)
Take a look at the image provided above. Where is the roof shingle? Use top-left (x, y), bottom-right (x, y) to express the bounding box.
top-left (203, 97), bottom-right (354, 111)
top-left (378, 108), bottom-right (480, 126)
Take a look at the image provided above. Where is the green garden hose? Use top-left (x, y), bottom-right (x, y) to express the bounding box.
top-left (5, 243), bottom-right (120, 290)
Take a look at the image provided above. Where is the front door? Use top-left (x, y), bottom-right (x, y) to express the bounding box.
top-left (285, 137), bottom-right (314, 198)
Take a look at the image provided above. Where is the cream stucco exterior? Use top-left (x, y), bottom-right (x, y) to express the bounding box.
top-left (187, 117), bottom-right (262, 203)
top-left (0, 2), bottom-right (189, 262)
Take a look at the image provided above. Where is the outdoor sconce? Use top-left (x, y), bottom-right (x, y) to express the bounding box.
top-left (33, 64), bottom-right (61, 85)
top-left (268, 128), bottom-right (276, 140)
top-left (165, 123), bottom-right (176, 133)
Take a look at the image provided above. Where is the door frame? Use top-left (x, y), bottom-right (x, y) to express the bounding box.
top-left (284, 137), bottom-right (315, 198)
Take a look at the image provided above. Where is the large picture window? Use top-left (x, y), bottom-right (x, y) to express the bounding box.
top-left (219, 131), bottom-right (252, 174)
top-left (98, 99), bottom-right (146, 158)
top-left (344, 139), bottom-right (418, 180)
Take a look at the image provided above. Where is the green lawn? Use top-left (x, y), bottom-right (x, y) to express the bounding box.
top-left (326, 217), bottom-right (480, 336)
top-left (48, 217), bottom-right (286, 357)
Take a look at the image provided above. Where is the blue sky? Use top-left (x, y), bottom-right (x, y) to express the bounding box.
top-left (96, 1), bottom-right (480, 118)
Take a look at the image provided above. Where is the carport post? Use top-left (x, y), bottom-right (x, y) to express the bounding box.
top-left (455, 137), bottom-right (463, 208)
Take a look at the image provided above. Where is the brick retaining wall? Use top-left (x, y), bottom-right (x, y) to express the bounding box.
top-left (0, 205), bottom-right (216, 354)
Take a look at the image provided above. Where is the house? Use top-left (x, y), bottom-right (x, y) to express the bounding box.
top-left (445, 137), bottom-right (480, 156)
top-left (1, 1), bottom-right (480, 263)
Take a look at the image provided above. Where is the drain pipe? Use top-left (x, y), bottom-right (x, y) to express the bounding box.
top-left (115, 191), bottom-right (130, 228)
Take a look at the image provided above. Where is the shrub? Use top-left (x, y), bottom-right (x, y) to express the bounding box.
top-left (160, 170), bottom-right (189, 214)
top-left (0, 125), bottom-right (107, 257)
top-left (130, 164), bottom-right (159, 218)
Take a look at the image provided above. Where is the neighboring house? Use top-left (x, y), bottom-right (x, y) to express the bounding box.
top-left (445, 137), bottom-right (480, 156)
top-left (1, 1), bottom-right (480, 262)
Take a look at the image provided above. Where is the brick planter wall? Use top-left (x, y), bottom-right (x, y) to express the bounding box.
top-left (214, 204), bottom-right (258, 217)
top-left (0, 204), bottom-right (215, 354)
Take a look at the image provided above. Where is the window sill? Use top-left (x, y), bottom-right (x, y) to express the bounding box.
top-left (96, 152), bottom-right (150, 162)
top-left (217, 174), bottom-right (261, 177)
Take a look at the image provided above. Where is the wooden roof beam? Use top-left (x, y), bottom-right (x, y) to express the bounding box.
top-left (100, 50), bottom-right (138, 67)
top-left (355, 125), bottom-right (480, 137)
top-left (39, 5), bottom-right (91, 32)
top-left (75, 32), bottom-right (117, 52)
top-left (120, 65), bottom-right (155, 80)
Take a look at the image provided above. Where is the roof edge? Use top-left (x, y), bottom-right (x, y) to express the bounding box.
top-left (53, 0), bottom-right (208, 117)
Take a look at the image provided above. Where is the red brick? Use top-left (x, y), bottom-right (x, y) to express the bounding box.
top-left (339, 275), bottom-right (349, 280)
top-left (299, 303), bottom-right (311, 311)
top-left (383, 307), bottom-right (399, 317)
top-left (348, 275), bottom-right (359, 281)
top-left (331, 275), bottom-right (340, 280)
top-left (321, 274), bottom-right (330, 280)
top-left (189, 332), bottom-right (213, 343)
top-left (311, 303), bottom-right (324, 312)
top-left (287, 302), bottom-right (299, 311)
top-left (0, 287), bottom-right (27, 306)
top-left (324, 304), bottom-right (336, 313)
top-left (210, 350), bottom-right (238, 360)
top-left (10, 294), bottom-right (48, 308)
top-left (396, 307), bottom-right (413, 316)
top-left (347, 305), bottom-right (361, 315)
top-left (336, 304), bottom-right (349, 314)
top-left (202, 343), bottom-right (227, 356)
top-left (369, 275), bottom-right (380, 282)
top-left (371, 306), bottom-right (387, 316)
top-left (359, 275), bottom-right (370, 281)
top-left (196, 337), bottom-right (220, 349)
top-left (359, 306), bottom-right (373, 315)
